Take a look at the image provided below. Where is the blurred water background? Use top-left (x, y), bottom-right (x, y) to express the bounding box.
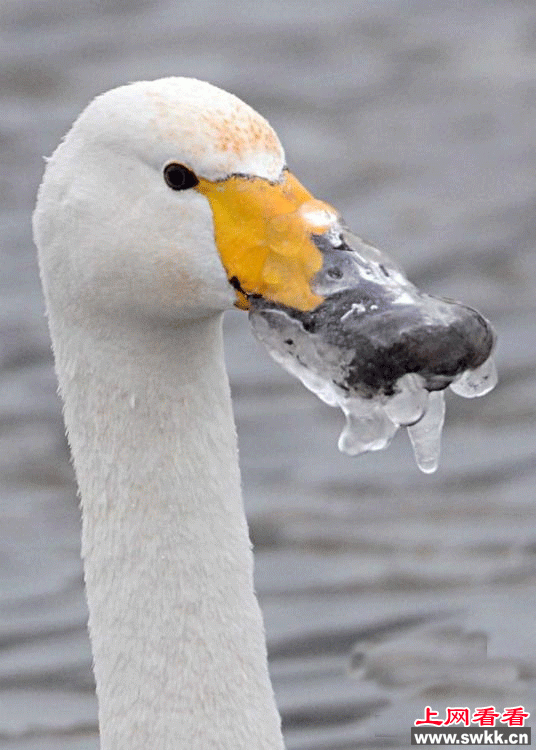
top-left (1, 1), bottom-right (536, 748)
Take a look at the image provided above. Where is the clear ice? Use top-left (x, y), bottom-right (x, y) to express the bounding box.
top-left (450, 356), bottom-right (498, 398)
top-left (250, 309), bottom-right (496, 475)
top-left (407, 390), bottom-right (446, 474)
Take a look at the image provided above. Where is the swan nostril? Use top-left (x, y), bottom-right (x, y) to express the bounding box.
top-left (379, 264), bottom-right (390, 277)
top-left (327, 267), bottom-right (343, 279)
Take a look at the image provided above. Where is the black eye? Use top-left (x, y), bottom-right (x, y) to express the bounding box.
top-left (163, 163), bottom-right (199, 191)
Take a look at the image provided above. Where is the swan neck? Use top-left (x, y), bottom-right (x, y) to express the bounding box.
top-left (53, 315), bottom-right (284, 750)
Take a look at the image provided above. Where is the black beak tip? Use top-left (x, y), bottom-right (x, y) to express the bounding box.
top-left (353, 299), bottom-right (496, 396)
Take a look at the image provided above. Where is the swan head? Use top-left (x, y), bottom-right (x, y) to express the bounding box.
top-left (34, 77), bottom-right (335, 326)
top-left (34, 76), bottom-right (496, 470)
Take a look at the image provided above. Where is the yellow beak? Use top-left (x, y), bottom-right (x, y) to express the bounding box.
top-left (196, 170), bottom-right (338, 311)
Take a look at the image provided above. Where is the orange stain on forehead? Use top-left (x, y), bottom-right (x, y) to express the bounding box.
top-left (198, 106), bottom-right (281, 157)
top-left (145, 86), bottom-right (283, 174)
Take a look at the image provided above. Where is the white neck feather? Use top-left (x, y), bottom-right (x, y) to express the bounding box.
top-left (51, 313), bottom-right (284, 749)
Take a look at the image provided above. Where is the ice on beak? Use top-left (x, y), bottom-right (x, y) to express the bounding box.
top-left (249, 224), bottom-right (497, 474)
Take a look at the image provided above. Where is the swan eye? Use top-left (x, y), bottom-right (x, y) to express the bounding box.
top-left (163, 163), bottom-right (199, 191)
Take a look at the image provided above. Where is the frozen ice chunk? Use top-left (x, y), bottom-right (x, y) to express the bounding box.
top-left (248, 308), bottom-right (345, 407)
top-left (450, 356), bottom-right (498, 398)
top-left (250, 299), bottom-right (495, 473)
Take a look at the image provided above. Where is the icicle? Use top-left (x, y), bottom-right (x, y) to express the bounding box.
top-left (338, 400), bottom-right (398, 455)
top-left (407, 390), bottom-right (446, 474)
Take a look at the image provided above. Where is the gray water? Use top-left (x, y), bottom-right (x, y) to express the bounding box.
top-left (1, 1), bottom-right (536, 748)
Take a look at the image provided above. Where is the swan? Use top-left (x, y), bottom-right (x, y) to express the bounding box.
top-left (33, 77), bottom-right (495, 750)
top-left (34, 77), bottom-right (322, 750)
